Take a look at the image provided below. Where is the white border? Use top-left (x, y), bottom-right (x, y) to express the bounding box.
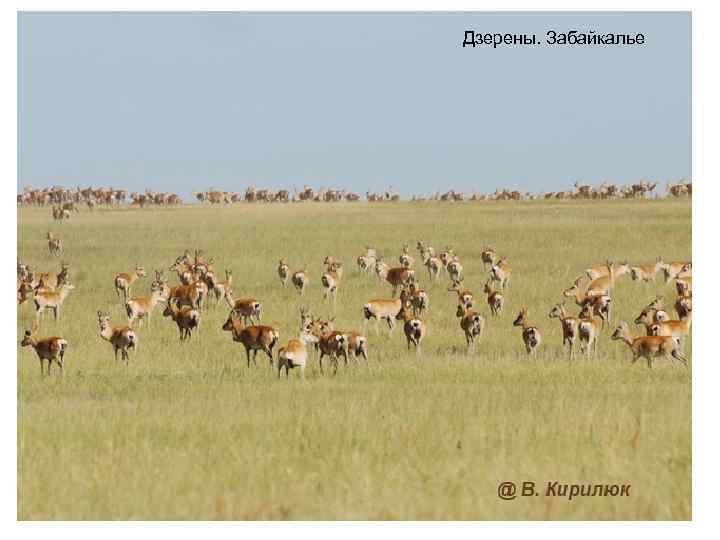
top-left (5, 1), bottom-right (717, 537)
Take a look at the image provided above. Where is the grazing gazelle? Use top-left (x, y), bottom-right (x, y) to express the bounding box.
top-left (481, 247), bottom-right (496, 270)
top-left (490, 257), bottom-right (512, 290)
top-left (611, 321), bottom-right (688, 368)
top-left (385, 267), bottom-right (415, 297)
top-left (548, 302), bottom-right (579, 359)
top-left (396, 301), bottom-right (426, 356)
top-left (322, 261), bottom-right (343, 304)
top-left (291, 269), bottom-right (309, 296)
top-left (278, 259), bottom-right (290, 287)
top-left (163, 298), bottom-right (201, 341)
top-left (97, 311), bottom-right (137, 362)
top-left (483, 280), bottom-right (504, 316)
top-left (456, 303), bottom-right (485, 353)
top-left (513, 307), bottom-right (542, 355)
top-left (222, 309), bottom-right (279, 368)
top-left (448, 279), bottom-right (474, 310)
top-left (125, 280), bottom-right (165, 326)
top-left (34, 283), bottom-right (75, 322)
top-left (114, 265), bottom-right (147, 301)
top-left (630, 257), bottom-right (664, 282)
top-left (363, 298), bottom-right (403, 335)
top-left (276, 323), bottom-right (319, 379)
top-left (46, 232), bottom-right (63, 256)
top-left (20, 329), bottom-right (68, 374)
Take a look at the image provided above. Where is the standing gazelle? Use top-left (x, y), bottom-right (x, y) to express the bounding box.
top-left (611, 321), bottom-right (688, 369)
top-left (513, 307), bottom-right (542, 355)
top-left (322, 262), bottom-right (343, 304)
top-left (490, 258), bottom-right (512, 290)
top-left (483, 280), bottom-right (504, 316)
top-left (114, 265), bottom-right (147, 302)
top-left (548, 302), bottom-right (579, 359)
top-left (456, 303), bottom-right (485, 353)
top-left (291, 270), bottom-right (309, 296)
top-left (276, 323), bottom-right (319, 379)
top-left (97, 311), bottom-right (137, 362)
top-left (46, 232), bottom-right (63, 256)
top-left (278, 259), bottom-right (290, 287)
top-left (34, 283), bottom-right (75, 322)
top-left (396, 301), bottom-right (426, 356)
top-left (125, 280), bottom-right (165, 326)
top-left (21, 329), bottom-right (68, 374)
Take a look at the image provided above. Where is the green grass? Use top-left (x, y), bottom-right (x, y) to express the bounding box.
top-left (17, 198), bottom-right (691, 520)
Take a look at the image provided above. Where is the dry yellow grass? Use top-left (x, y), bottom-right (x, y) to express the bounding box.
top-left (17, 198), bottom-right (691, 520)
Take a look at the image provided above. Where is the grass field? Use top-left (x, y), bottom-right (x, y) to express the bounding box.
top-left (16, 198), bottom-right (691, 520)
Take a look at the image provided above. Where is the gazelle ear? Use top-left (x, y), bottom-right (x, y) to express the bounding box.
top-left (97, 310), bottom-right (103, 317)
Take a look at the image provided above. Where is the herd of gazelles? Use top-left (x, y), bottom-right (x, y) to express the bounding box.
top-left (18, 237), bottom-right (692, 376)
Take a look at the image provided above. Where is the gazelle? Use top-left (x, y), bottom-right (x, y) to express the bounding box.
top-left (490, 258), bottom-right (512, 290)
top-left (168, 280), bottom-right (205, 311)
top-left (322, 262), bottom-right (343, 304)
top-left (125, 280), bottom-right (165, 326)
top-left (439, 247), bottom-right (455, 268)
top-left (226, 294), bottom-right (262, 325)
top-left (416, 241), bottom-right (435, 262)
top-left (278, 259), bottom-right (290, 287)
top-left (548, 302), bottom-right (579, 359)
top-left (563, 279), bottom-right (612, 325)
top-left (649, 310), bottom-right (692, 351)
top-left (213, 269), bottom-right (233, 306)
top-left (513, 308), bottom-right (542, 355)
top-left (611, 321), bottom-right (688, 368)
top-left (222, 309), bottom-right (279, 368)
top-left (586, 261), bottom-right (630, 295)
top-left (447, 257), bottom-right (463, 283)
top-left (456, 303), bottom-right (485, 353)
top-left (396, 301), bottom-right (426, 356)
top-left (291, 270), bottom-right (309, 296)
top-left (660, 260), bottom-right (691, 283)
top-left (17, 280), bottom-right (34, 305)
top-left (20, 329), bottom-right (68, 374)
top-left (483, 280), bottom-right (504, 316)
top-left (400, 282), bottom-right (429, 316)
top-left (310, 318), bottom-right (349, 374)
top-left (399, 244), bottom-right (414, 268)
top-left (675, 277), bottom-right (692, 296)
top-left (675, 293), bottom-right (692, 320)
top-left (423, 254), bottom-right (442, 281)
top-left (163, 298), bottom-right (201, 340)
top-left (97, 311), bottom-right (137, 362)
top-left (276, 324), bottom-right (319, 379)
top-left (630, 257), bottom-right (664, 282)
top-left (114, 265), bottom-right (146, 301)
top-left (448, 279), bottom-right (474, 310)
top-left (481, 247), bottom-right (496, 270)
top-left (386, 267), bottom-right (415, 297)
top-left (363, 298), bottom-right (403, 335)
top-left (46, 232), bottom-right (63, 256)
top-left (374, 258), bottom-right (389, 281)
top-left (34, 283), bottom-right (75, 322)
top-left (576, 307), bottom-right (602, 357)
top-left (36, 261), bottom-right (70, 291)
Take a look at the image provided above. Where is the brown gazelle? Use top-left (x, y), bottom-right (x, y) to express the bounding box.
top-left (278, 259), bottom-right (290, 287)
top-left (222, 309), bottom-right (279, 368)
top-left (577, 305), bottom-right (602, 357)
top-left (386, 266), bottom-right (415, 297)
top-left (276, 323), bottom-right (319, 379)
top-left (481, 247), bottom-right (496, 270)
top-left (675, 276), bottom-right (692, 296)
top-left (400, 282), bottom-right (429, 316)
top-left (630, 257), bottom-right (664, 282)
top-left (213, 269), bottom-right (233, 306)
top-left (399, 244), bottom-right (414, 268)
top-left (490, 257), bottom-right (512, 290)
top-left (34, 283), bottom-right (75, 322)
top-left (456, 303), bottom-right (485, 353)
top-left (21, 329), bottom-right (68, 374)
top-left (97, 311), bottom-right (137, 362)
top-left (114, 265), bottom-right (147, 301)
top-left (448, 279), bottom-right (474, 310)
top-left (660, 260), bottom-right (691, 283)
top-left (483, 280), bottom-right (504, 316)
top-left (649, 310), bottom-right (692, 352)
top-left (125, 280), bottom-right (165, 326)
top-left (611, 321), bottom-right (688, 368)
top-left (163, 297), bottom-right (201, 340)
top-left (675, 293), bottom-right (692, 320)
top-left (226, 294), bottom-right (262, 325)
top-left (36, 261), bottom-right (70, 291)
top-left (562, 279), bottom-right (612, 325)
top-left (321, 262), bottom-right (343, 304)
top-left (396, 301), bottom-right (426, 356)
top-left (311, 318), bottom-right (349, 374)
top-left (291, 270), bottom-right (309, 296)
top-left (548, 302), bottom-right (579, 359)
top-left (513, 308), bottom-right (542, 355)
top-left (363, 298), bottom-right (403, 335)
top-left (46, 232), bottom-right (63, 256)
top-left (168, 281), bottom-right (205, 311)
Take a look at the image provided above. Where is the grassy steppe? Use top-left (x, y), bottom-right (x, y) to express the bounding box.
top-left (17, 199), bottom-right (691, 520)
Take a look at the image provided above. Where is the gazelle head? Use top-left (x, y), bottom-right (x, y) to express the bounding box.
top-left (135, 266), bottom-right (147, 278)
top-left (97, 311), bottom-right (112, 330)
top-left (548, 302), bottom-right (567, 319)
top-left (20, 330), bottom-right (35, 347)
top-left (611, 321), bottom-right (631, 341)
top-left (396, 301), bottom-right (414, 322)
top-left (513, 307), bottom-right (529, 327)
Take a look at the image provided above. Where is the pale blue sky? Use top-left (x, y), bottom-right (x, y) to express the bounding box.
top-left (18, 12), bottom-right (690, 199)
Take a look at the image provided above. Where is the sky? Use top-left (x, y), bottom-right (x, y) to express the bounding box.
top-left (18, 12), bottom-right (691, 200)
